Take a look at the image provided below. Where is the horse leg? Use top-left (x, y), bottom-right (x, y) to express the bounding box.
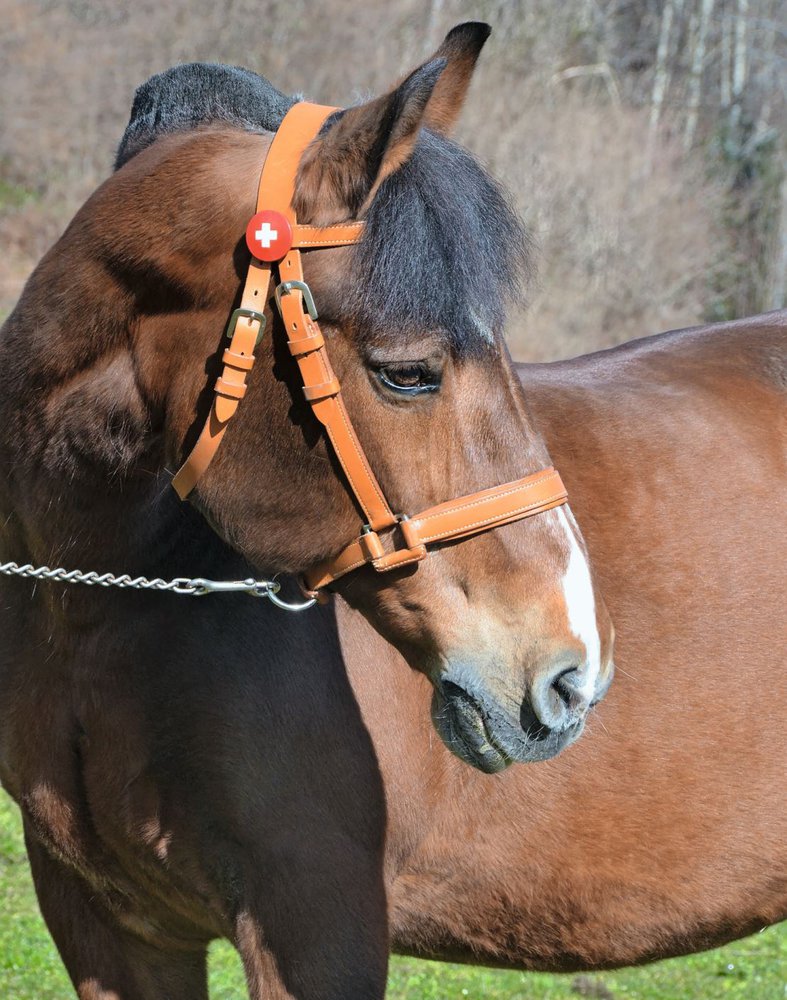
top-left (25, 831), bottom-right (209, 1000)
top-left (234, 855), bottom-right (389, 1000)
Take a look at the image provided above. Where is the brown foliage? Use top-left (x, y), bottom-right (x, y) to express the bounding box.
top-left (0, 0), bottom-right (764, 358)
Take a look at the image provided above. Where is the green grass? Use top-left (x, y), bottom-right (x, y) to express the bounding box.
top-left (1, 792), bottom-right (783, 998)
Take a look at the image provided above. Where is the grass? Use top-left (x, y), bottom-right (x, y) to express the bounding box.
top-left (1, 792), bottom-right (784, 998)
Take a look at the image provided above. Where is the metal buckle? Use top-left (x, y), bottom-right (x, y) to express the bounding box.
top-left (275, 280), bottom-right (319, 321)
top-left (359, 515), bottom-right (426, 572)
top-left (226, 307), bottom-right (267, 347)
top-left (360, 514), bottom-right (409, 534)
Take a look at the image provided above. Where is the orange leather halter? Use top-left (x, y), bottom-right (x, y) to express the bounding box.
top-left (173, 102), bottom-right (568, 595)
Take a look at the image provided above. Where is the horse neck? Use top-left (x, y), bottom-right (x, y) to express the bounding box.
top-left (0, 133), bottom-right (266, 579)
top-left (0, 299), bottom-right (247, 634)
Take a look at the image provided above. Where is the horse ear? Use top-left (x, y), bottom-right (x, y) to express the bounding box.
top-left (295, 22), bottom-right (490, 223)
top-left (295, 57), bottom-right (447, 223)
top-left (422, 22), bottom-right (491, 136)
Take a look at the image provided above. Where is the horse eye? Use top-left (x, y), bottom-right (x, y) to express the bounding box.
top-left (376, 363), bottom-right (441, 396)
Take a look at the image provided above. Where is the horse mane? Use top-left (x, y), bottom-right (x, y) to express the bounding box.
top-left (115, 63), bottom-right (297, 169)
top-left (116, 63), bottom-right (533, 353)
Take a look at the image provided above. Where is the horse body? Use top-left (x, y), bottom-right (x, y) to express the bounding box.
top-left (0, 21), bottom-right (784, 999)
top-left (367, 316), bottom-right (787, 968)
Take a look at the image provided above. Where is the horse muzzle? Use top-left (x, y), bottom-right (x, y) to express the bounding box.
top-left (431, 660), bottom-right (613, 773)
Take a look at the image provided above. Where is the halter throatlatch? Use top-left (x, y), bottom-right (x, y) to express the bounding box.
top-left (173, 102), bottom-right (568, 595)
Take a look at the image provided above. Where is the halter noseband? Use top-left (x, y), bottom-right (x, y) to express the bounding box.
top-left (173, 103), bottom-right (567, 596)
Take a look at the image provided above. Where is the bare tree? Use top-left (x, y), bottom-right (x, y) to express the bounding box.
top-left (730, 0), bottom-right (749, 129)
top-left (720, 2), bottom-right (733, 107)
top-left (770, 162), bottom-right (787, 310)
top-left (647, 0), bottom-right (685, 165)
top-left (684, 0), bottom-right (716, 149)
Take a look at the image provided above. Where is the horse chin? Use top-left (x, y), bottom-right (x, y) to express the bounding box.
top-left (431, 688), bottom-right (585, 774)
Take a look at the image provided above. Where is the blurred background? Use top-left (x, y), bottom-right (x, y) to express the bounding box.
top-left (0, 0), bottom-right (784, 360)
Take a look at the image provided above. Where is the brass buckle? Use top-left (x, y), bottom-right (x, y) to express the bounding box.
top-left (275, 280), bottom-right (319, 320)
top-left (226, 307), bottom-right (267, 347)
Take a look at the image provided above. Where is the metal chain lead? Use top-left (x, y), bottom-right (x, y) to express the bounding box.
top-left (0, 561), bottom-right (316, 611)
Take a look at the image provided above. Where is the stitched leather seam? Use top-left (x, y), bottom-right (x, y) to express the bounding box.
top-left (295, 223), bottom-right (364, 236)
top-left (373, 551), bottom-right (425, 571)
top-left (332, 553), bottom-right (368, 575)
top-left (283, 293), bottom-right (377, 518)
top-left (416, 493), bottom-right (566, 544)
top-left (325, 409), bottom-right (386, 523)
top-left (414, 473), bottom-right (559, 525)
top-left (296, 223), bottom-right (365, 231)
top-left (304, 328), bottom-right (387, 520)
top-left (295, 237), bottom-right (363, 247)
top-left (330, 396), bottom-right (392, 523)
top-left (319, 493), bottom-right (564, 583)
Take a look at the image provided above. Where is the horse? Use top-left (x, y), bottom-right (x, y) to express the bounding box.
top-left (0, 21), bottom-right (784, 1000)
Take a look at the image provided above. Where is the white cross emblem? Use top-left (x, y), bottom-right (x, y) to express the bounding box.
top-left (255, 221), bottom-right (278, 248)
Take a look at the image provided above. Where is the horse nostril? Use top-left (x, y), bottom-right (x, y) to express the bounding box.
top-left (527, 663), bottom-right (589, 732)
top-left (553, 667), bottom-right (587, 712)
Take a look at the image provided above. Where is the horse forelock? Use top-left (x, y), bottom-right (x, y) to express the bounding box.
top-left (343, 129), bottom-right (534, 355)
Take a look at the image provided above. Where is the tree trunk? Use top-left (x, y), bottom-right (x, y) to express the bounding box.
top-left (730, 0), bottom-right (749, 130)
top-left (684, 0), bottom-right (716, 150)
top-left (721, 3), bottom-right (733, 108)
top-left (647, 0), bottom-right (685, 165)
top-left (770, 168), bottom-right (787, 310)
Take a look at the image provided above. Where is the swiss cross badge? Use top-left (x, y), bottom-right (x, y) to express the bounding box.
top-left (245, 209), bottom-right (293, 262)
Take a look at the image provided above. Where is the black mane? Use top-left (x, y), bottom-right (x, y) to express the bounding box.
top-left (115, 63), bottom-right (296, 169)
top-left (117, 63), bottom-right (532, 351)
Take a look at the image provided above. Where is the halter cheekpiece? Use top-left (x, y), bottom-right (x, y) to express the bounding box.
top-left (173, 102), bottom-right (568, 596)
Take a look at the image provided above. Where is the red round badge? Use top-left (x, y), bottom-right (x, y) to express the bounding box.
top-left (245, 210), bottom-right (293, 262)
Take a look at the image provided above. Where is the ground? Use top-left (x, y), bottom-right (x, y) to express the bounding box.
top-left (1, 794), bottom-right (783, 999)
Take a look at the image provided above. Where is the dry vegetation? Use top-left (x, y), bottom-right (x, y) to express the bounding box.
top-left (0, 0), bottom-right (784, 359)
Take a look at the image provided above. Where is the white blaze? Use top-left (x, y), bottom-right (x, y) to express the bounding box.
top-left (555, 506), bottom-right (602, 698)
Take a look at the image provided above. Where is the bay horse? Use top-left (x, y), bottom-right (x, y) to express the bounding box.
top-left (0, 22), bottom-right (784, 1000)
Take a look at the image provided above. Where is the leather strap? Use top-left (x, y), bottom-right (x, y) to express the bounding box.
top-left (172, 261), bottom-right (272, 499)
top-left (303, 468), bottom-right (568, 593)
top-left (173, 101), bottom-right (569, 595)
top-left (268, 108), bottom-right (398, 530)
top-left (293, 222), bottom-right (366, 247)
top-left (172, 104), bottom-right (367, 501)
top-left (276, 247), bottom-right (397, 532)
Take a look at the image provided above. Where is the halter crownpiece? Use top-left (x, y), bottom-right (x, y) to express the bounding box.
top-left (173, 102), bottom-right (568, 595)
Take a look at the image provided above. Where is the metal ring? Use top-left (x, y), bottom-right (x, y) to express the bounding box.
top-left (264, 574), bottom-right (317, 612)
top-left (265, 589), bottom-right (317, 612)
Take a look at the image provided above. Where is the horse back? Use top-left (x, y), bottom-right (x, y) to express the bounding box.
top-left (520, 310), bottom-right (785, 517)
top-left (519, 311), bottom-right (785, 660)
